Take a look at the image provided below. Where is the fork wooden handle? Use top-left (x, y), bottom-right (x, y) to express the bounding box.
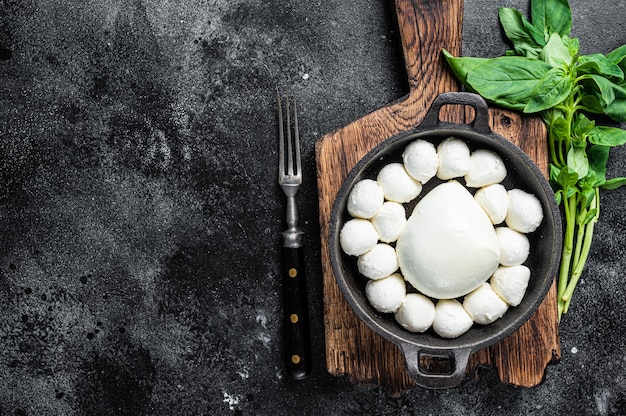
top-left (282, 245), bottom-right (312, 380)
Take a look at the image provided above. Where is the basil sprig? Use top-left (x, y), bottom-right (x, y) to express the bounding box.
top-left (443, 0), bottom-right (626, 319)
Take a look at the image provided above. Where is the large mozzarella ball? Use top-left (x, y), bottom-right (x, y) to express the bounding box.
top-left (432, 299), bottom-right (474, 338)
top-left (357, 243), bottom-right (398, 280)
top-left (505, 189), bottom-right (544, 233)
top-left (491, 265), bottom-right (531, 307)
top-left (496, 227), bottom-right (530, 266)
top-left (464, 149), bottom-right (507, 188)
top-left (396, 180), bottom-right (500, 299)
top-left (436, 137), bottom-right (471, 180)
top-left (365, 273), bottom-right (406, 313)
top-left (377, 163), bottom-right (422, 203)
top-left (339, 219), bottom-right (379, 256)
top-left (371, 201), bottom-right (406, 243)
top-left (394, 293), bottom-right (436, 333)
top-left (462, 283), bottom-right (509, 325)
top-left (402, 139), bottom-right (439, 184)
top-left (474, 183), bottom-right (509, 225)
top-left (347, 179), bottom-right (384, 219)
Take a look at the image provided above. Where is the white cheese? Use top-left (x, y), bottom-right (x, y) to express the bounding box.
top-left (464, 149), bottom-right (507, 188)
top-left (365, 273), bottom-right (406, 313)
top-left (402, 139), bottom-right (439, 184)
top-left (339, 218), bottom-right (379, 256)
top-left (347, 179), bottom-right (384, 219)
top-left (394, 293), bottom-right (435, 333)
top-left (490, 265), bottom-right (531, 307)
top-left (474, 183), bottom-right (509, 225)
top-left (436, 137), bottom-right (470, 180)
top-left (357, 243), bottom-right (398, 280)
top-left (396, 180), bottom-right (500, 299)
top-left (496, 227), bottom-right (530, 266)
top-left (505, 189), bottom-right (544, 233)
top-left (462, 282), bottom-right (509, 325)
top-left (371, 201), bottom-right (406, 243)
top-left (377, 163), bottom-right (422, 203)
top-left (432, 299), bottom-right (474, 338)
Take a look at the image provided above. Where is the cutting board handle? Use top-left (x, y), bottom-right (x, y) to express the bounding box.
top-left (394, 0), bottom-right (464, 97)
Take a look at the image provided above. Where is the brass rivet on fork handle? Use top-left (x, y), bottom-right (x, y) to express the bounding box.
top-left (277, 90), bottom-right (312, 380)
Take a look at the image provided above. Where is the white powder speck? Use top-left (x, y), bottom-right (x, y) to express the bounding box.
top-left (223, 390), bottom-right (241, 411)
top-left (257, 332), bottom-right (271, 348)
top-left (302, 73), bottom-right (310, 80)
top-left (571, 346), bottom-right (578, 354)
top-left (594, 388), bottom-right (611, 416)
top-left (256, 313), bottom-right (267, 328)
top-left (237, 367), bottom-right (249, 379)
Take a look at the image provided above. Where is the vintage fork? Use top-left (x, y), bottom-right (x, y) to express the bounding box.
top-left (277, 91), bottom-right (311, 380)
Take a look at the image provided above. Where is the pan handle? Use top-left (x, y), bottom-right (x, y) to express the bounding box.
top-left (420, 92), bottom-right (492, 135)
top-left (400, 343), bottom-right (472, 389)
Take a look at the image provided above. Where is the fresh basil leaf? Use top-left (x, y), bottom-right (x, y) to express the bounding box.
top-left (577, 54), bottom-right (624, 80)
top-left (586, 144), bottom-right (609, 179)
top-left (572, 113), bottom-right (595, 141)
top-left (547, 113), bottom-right (569, 144)
top-left (582, 170), bottom-right (605, 189)
top-left (554, 189), bottom-right (563, 205)
top-left (498, 7), bottom-right (544, 56)
top-left (541, 32), bottom-right (573, 67)
top-left (602, 177), bottom-right (626, 190)
top-left (558, 165), bottom-right (579, 188)
top-left (563, 36), bottom-right (580, 58)
top-left (524, 67), bottom-right (573, 113)
top-left (531, 0), bottom-right (572, 37)
top-left (604, 83), bottom-right (626, 122)
top-left (550, 164), bottom-right (561, 184)
top-left (607, 44), bottom-right (626, 71)
top-left (442, 49), bottom-right (488, 88)
top-left (465, 57), bottom-right (552, 110)
top-left (585, 74), bottom-right (616, 106)
top-left (588, 126), bottom-right (626, 146)
top-left (577, 94), bottom-right (605, 115)
top-left (567, 146), bottom-right (589, 179)
top-left (580, 187), bottom-right (597, 206)
top-left (577, 208), bottom-right (598, 225)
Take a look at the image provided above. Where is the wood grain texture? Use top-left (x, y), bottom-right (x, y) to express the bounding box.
top-left (315, 0), bottom-right (561, 395)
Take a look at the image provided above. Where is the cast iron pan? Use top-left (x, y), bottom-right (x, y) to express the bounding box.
top-left (329, 92), bottom-right (562, 389)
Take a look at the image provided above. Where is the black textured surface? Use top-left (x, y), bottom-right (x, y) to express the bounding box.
top-left (1, 1), bottom-right (625, 415)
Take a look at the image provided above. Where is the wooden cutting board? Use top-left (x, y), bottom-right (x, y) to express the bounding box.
top-left (315, 0), bottom-right (561, 396)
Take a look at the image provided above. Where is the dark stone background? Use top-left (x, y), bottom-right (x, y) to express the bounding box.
top-left (1, 0), bottom-right (625, 414)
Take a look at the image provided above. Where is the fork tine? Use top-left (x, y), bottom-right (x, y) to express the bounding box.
top-left (285, 94), bottom-right (294, 176)
top-left (277, 91), bottom-right (302, 179)
top-left (292, 96), bottom-right (301, 178)
top-left (277, 90), bottom-right (285, 179)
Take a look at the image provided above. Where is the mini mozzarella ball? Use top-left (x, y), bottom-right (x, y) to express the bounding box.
top-left (357, 244), bottom-right (399, 280)
top-left (432, 299), bottom-right (474, 339)
top-left (505, 189), bottom-right (544, 233)
top-left (377, 163), bottom-right (422, 203)
top-left (491, 265), bottom-right (531, 307)
top-left (339, 219), bottom-right (379, 256)
top-left (347, 179), bottom-right (384, 219)
top-left (462, 283), bottom-right (509, 325)
top-left (365, 273), bottom-right (406, 313)
top-left (436, 137), bottom-right (471, 180)
top-left (394, 293), bottom-right (436, 333)
top-left (496, 227), bottom-right (530, 266)
top-left (464, 149), bottom-right (507, 188)
top-left (402, 139), bottom-right (439, 184)
top-left (474, 183), bottom-right (509, 225)
top-left (371, 201), bottom-right (406, 243)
